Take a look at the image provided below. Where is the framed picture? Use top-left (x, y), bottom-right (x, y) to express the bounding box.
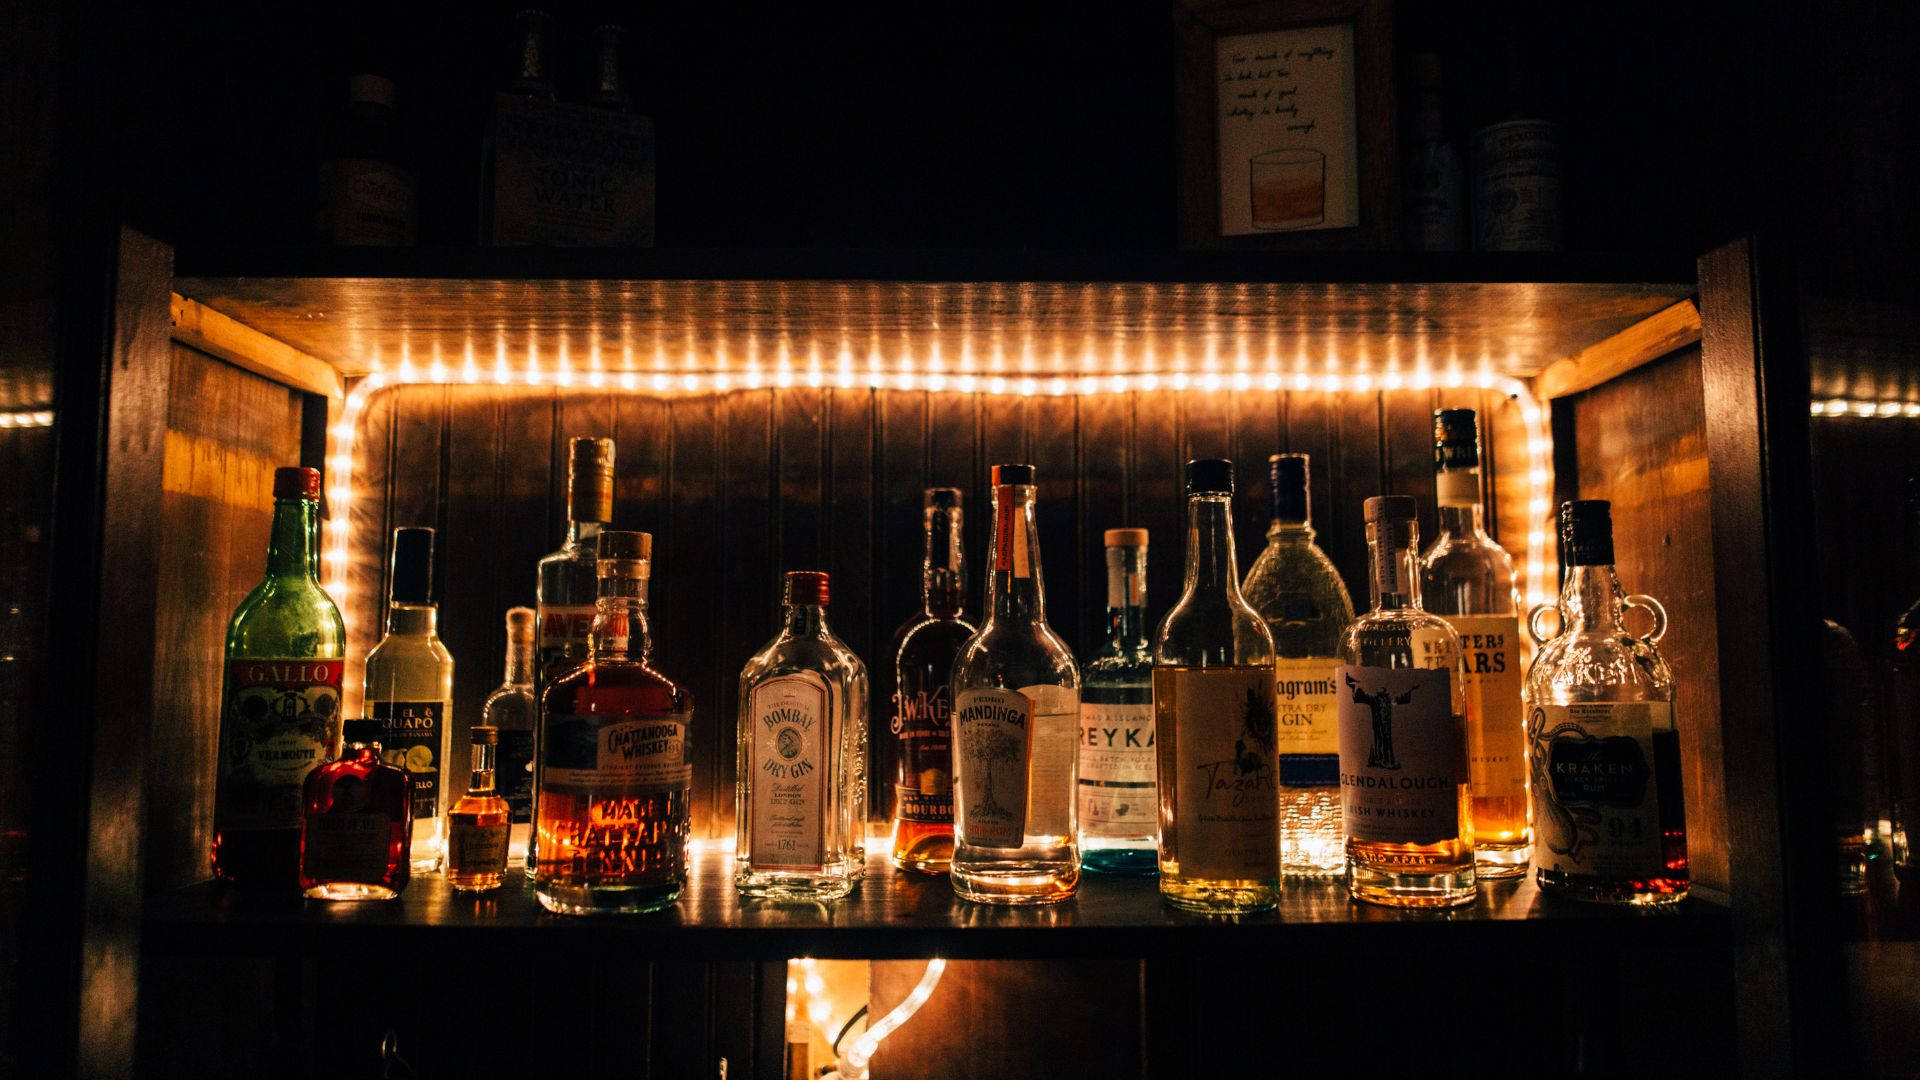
top-left (1176, 0), bottom-right (1396, 249)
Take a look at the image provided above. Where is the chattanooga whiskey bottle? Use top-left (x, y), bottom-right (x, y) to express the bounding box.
top-left (535, 531), bottom-right (693, 914)
top-left (1079, 528), bottom-right (1157, 876)
top-left (1338, 495), bottom-right (1476, 908)
top-left (1525, 501), bottom-right (1688, 904)
top-left (1420, 409), bottom-right (1530, 877)
top-left (212, 466), bottom-right (347, 888)
top-left (364, 527), bottom-right (455, 874)
top-left (887, 489), bottom-right (974, 874)
top-left (950, 465), bottom-right (1081, 904)
top-left (1154, 461), bottom-right (1280, 913)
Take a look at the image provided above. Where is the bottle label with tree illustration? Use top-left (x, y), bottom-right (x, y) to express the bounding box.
top-left (1335, 666), bottom-right (1462, 844)
top-left (955, 685), bottom-right (1076, 848)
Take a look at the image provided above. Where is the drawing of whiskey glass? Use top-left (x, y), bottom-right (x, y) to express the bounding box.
top-left (1250, 148), bottom-right (1325, 230)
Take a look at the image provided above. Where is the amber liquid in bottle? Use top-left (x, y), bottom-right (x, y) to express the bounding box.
top-left (888, 489), bottom-right (974, 874)
top-left (447, 725), bottom-right (510, 892)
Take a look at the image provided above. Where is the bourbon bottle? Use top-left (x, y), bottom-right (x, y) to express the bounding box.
top-left (886, 488), bottom-right (974, 874)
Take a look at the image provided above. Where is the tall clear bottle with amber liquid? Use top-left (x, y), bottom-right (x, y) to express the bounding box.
top-left (1420, 409), bottom-right (1529, 877)
top-left (363, 527), bottom-right (455, 874)
top-left (949, 465), bottom-right (1081, 904)
top-left (1153, 460), bottom-right (1280, 913)
top-left (1524, 501), bottom-right (1688, 904)
top-left (1338, 496), bottom-right (1475, 908)
top-left (887, 489), bottom-right (974, 874)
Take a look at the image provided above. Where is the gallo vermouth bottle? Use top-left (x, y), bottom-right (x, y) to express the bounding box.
top-left (886, 489), bottom-right (974, 874)
top-left (212, 466), bottom-right (347, 888)
top-left (364, 527), bottom-right (455, 874)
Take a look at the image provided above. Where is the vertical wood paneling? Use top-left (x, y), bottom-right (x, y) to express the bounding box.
top-left (1229, 388), bottom-right (1283, 584)
top-left (662, 394), bottom-right (721, 837)
top-left (1284, 390), bottom-right (1345, 595)
top-left (873, 390), bottom-right (931, 823)
top-left (1327, 394), bottom-right (1384, 598)
top-left (1131, 392), bottom-right (1184, 626)
top-left (1384, 390), bottom-right (1438, 545)
top-left (774, 387), bottom-right (827, 573)
top-left (717, 391), bottom-right (775, 835)
top-left (1029, 395), bottom-right (1081, 654)
top-left (1079, 395), bottom-right (1130, 653)
top-left (438, 387), bottom-right (506, 787)
top-left (346, 388), bottom-right (395, 716)
top-left (826, 388), bottom-right (875, 696)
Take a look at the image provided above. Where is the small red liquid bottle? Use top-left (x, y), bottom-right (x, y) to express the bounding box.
top-left (300, 724), bottom-right (414, 900)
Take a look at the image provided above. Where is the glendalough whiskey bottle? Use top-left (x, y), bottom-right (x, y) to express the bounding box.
top-left (1421, 409), bottom-right (1530, 877)
top-left (887, 489), bottom-right (974, 874)
top-left (447, 725), bottom-right (511, 892)
top-left (1524, 501), bottom-right (1688, 904)
top-left (1079, 528), bottom-right (1158, 876)
top-left (1339, 496), bottom-right (1475, 908)
top-left (1242, 453), bottom-right (1354, 878)
top-left (950, 465), bottom-right (1081, 904)
top-left (364, 527), bottom-right (455, 874)
top-left (213, 467), bottom-right (348, 888)
top-left (484, 607), bottom-right (538, 865)
top-left (735, 572), bottom-right (869, 900)
top-left (1153, 461), bottom-right (1280, 913)
top-left (299, 726), bottom-right (411, 900)
top-left (534, 531), bottom-right (693, 915)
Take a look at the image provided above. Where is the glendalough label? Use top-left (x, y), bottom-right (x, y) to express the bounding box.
top-left (1168, 667), bottom-right (1279, 880)
top-left (1335, 665), bottom-right (1463, 845)
top-left (748, 673), bottom-right (830, 871)
top-left (955, 688), bottom-right (1033, 848)
top-left (219, 659), bottom-right (345, 830)
top-left (1530, 702), bottom-right (1666, 878)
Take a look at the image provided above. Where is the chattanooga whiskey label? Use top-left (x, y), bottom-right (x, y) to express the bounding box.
top-left (1078, 700), bottom-right (1155, 828)
top-left (1530, 702), bottom-right (1666, 878)
top-left (748, 674), bottom-right (830, 871)
top-left (892, 685), bottom-right (953, 824)
top-left (1336, 665), bottom-right (1462, 844)
top-left (371, 701), bottom-right (446, 824)
top-left (1443, 615), bottom-right (1528, 804)
top-left (536, 603), bottom-right (595, 677)
top-left (218, 658), bottom-right (345, 830)
top-left (1167, 667), bottom-right (1279, 880)
top-left (1274, 657), bottom-right (1341, 788)
top-left (543, 713), bottom-right (692, 797)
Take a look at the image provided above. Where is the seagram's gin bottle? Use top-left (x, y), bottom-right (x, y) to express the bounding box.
top-left (1241, 453), bottom-right (1354, 878)
top-left (1078, 528), bottom-right (1158, 875)
top-left (949, 465), bottom-right (1081, 904)
top-left (363, 527), bottom-right (455, 875)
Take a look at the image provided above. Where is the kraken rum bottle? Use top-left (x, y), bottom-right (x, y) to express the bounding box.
top-left (364, 527), bottom-right (455, 874)
top-left (1153, 460), bottom-right (1280, 913)
top-left (887, 489), bottom-right (974, 874)
top-left (212, 466), bottom-right (347, 888)
top-left (1524, 501), bottom-right (1688, 904)
top-left (1338, 496), bottom-right (1475, 908)
top-left (1079, 528), bottom-right (1158, 875)
top-left (1420, 409), bottom-right (1530, 877)
top-left (949, 465), bottom-right (1081, 904)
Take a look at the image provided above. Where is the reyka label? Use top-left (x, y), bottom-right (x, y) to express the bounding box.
top-left (1529, 702), bottom-right (1666, 878)
top-left (536, 603), bottom-right (595, 680)
top-left (217, 658), bottom-right (344, 831)
top-left (1164, 667), bottom-right (1279, 880)
top-left (1078, 700), bottom-right (1155, 829)
top-left (1274, 657), bottom-right (1340, 788)
top-left (370, 701), bottom-right (446, 824)
top-left (542, 713), bottom-right (692, 797)
top-left (892, 684), bottom-right (953, 825)
top-left (1335, 665), bottom-right (1464, 845)
top-left (1444, 615), bottom-right (1528, 805)
top-left (748, 673), bottom-right (831, 871)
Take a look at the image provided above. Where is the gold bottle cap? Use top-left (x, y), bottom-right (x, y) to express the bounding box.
top-left (568, 436), bottom-right (615, 523)
top-left (1103, 527), bottom-right (1148, 548)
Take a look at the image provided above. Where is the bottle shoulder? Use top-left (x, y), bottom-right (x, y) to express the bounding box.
top-left (543, 658), bottom-right (693, 714)
top-left (1524, 629), bottom-right (1675, 701)
top-left (951, 619), bottom-right (1080, 689)
top-left (227, 579), bottom-right (347, 656)
top-left (1340, 608), bottom-right (1462, 665)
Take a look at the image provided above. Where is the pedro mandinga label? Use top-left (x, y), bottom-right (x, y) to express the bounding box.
top-left (217, 659), bottom-right (345, 831)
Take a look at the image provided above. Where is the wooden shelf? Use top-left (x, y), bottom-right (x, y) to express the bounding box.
top-left (144, 847), bottom-right (1728, 961)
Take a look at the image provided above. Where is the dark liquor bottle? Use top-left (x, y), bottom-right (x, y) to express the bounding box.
top-left (887, 489), bottom-right (975, 874)
top-left (1402, 52), bottom-right (1466, 251)
top-left (315, 74), bottom-right (417, 247)
top-left (299, 724), bottom-right (412, 901)
top-left (212, 467), bottom-right (347, 889)
top-left (447, 725), bottom-right (510, 893)
top-left (1470, 31), bottom-right (1564, 252)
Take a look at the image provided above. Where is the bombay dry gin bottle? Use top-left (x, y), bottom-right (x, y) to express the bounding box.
top-left (1079, 528), bottom-right (1158, 875)
top-left (1420, 410), bottom-right (1529, 877)
top-left (446, 725), bottom-right (511, 893)
top-left (299, 723), bottom-right (411, 900)
top-left (1242, 453), bottom-right (1354, 878)
top-left (735, 572), bottom-right (869, 900)
top-left (1524, 501), bottom-right (1688, 904)
top-left (1153, 461), bottom-right (1280, 913)
top-left (212, 466), bottom-right (347, 888)
top-left (887, 488), bottom-right (974, 874)
top-left (364, 527), bottom-right (455, 874)
top-left (1338, 495), bottom-right (1475, 908)
top-left (950, 464), bottom-right (1082, 904)
top-left (535, 531), bottom-right (693, 915)
top-left (483, 607), bottom-right (538, 866)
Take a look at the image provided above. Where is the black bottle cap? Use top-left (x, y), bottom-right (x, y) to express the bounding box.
top-left (1364, 495), bottom-right (1417, 523)
top-left (1560, 500), bottom-right (1615, 567)
top-left (1186, 458), bottom-right (1234, 495)
top-left (991, 464), bottom-right (1035, 486)
top-left (1269, 453), bottom-right (1309, 522)
top-left (926, 487), bottom-right (963, 508)
top-left (342, 718), bottom-right (383, 747)
top-left (388, 527), bottom-right (435, 604)
top-left (1433, 409), bottom-right (1480, 470)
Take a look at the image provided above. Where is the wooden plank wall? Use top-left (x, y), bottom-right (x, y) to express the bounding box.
top-left (349, 384), bottom-right (1531, 839)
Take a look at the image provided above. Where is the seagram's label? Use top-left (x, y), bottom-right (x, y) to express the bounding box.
top-left (1335, 665), bottom-right (1464, 845)
top-left (1077, 700), bottom-right (1156, 830)
top-left (1529, 702), bottom-right (1667, 878)
top-left (217, 658), bottom-right (344, 831)
top-left (1274, 657), bottom-right (1341, 787)
top-left (1163, 666), bottom-right (1279, 880)
top-left (1443, 615), bottom-right (1528, 805)
top-left (955, 685), bottom-right (1077, 848)
top-left (748, 673), bottom-right (831, 871)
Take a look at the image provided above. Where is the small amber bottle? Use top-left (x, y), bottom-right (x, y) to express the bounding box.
top-left (447, 725), bottom-right (510, 892)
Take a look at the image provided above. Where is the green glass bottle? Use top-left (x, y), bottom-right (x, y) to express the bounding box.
top-left (212, 467), bottom-right (348, 888)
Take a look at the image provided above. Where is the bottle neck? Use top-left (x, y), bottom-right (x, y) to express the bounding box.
top-left (922, 505), bottom-right (965, 618)
top-left (1434, 466), bottom-right (1484, 539)
top-left (985, 485), bottom-right (1046, 623)
top-left (784, 602), bottom-right (829, 638)
top-left (592, 40), bottom-right (630, 110)
top-left (1267, 517), bottom-right (1315, 544)
top-left (567, 518), bottom-right (604, 549)
top-left (1367, 519), bottom-right (1423, 612)
top-left (469, 740), bottom-right (496, 795)
top-left (503, 636), bottom-right (534, 686)
top-left (1561, 564), bottom-right (1627, 633)
top-left (1181, 494), bottom-right (1242, 598)
top-left (385, 602), bottom-right (438, 637)
top-left (592, 575), bottom-right (651, 660)
top-left (1436, 503), bottom-right (1485, 538)
top-left (266, 497), bottom-right (322, 580)
top-left (1104, 545), bottom-right (1149, 648)
top-left (344, 743), bottom-right (381, 767)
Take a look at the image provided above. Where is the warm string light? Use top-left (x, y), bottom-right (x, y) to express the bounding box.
top-left (835, 958), bottom-right (947, 1080)
top-left (1809, 397), bottom-right (1920, 419)
top-left (0, 408), bottom-right (55, 429)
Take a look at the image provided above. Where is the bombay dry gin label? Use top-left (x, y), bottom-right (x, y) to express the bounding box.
top-left (1529, 702), bottom-right (1667, 878)
top-left (371, 701), bottom-right (445, 824)
top-left (1273, 658), bottom-right (1341, 788)
top-left (1336, 665), bottom-right (1463, 845)
top-left (536, 603), bottom-right (596, 677)
top-left (1077, 700), bottom-right (1156, 829)
top-left (543, 713), bottom-right (692, 798)
top-left (1169, 667), bottom-right (1279, 880)
top-left (218, 658), bottom-right (345, 830)
top-left (748, 673), bottom-right (831, 871)
top-left (892, 684), bottom-right (953, 825)
top-left (1444, 615), bottom-right (1528, 804)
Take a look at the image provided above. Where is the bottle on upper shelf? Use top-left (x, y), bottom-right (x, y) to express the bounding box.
top-left (1338, 495), bottom-right (1475, 908)
top-left (484, 606), bottom-right (538, 866)
top-left (212, 466), bottom-right (347, 889)
top-left (1420, 409), bottom-right (1530, 878)
top-left (364, 526), bottom-right (455, 875)
top-left (735, 572), bottom-right (869, 901)
top-left (949, 464), bottom-right (1081, 904)
top-left (1242, 453), bottom-right (1354, 879)
top-left (299, 724), bottom-right (412, 901)
top-left (1401, 51), bottom-right (1466, 252)
top-left (1524, 500), bottom-right (1688, 904)
top-left (1079, 528), bottom-right (1158, 876)
top-left (1470, 29), bottom-right (1565, 252)
top-left (447, 725), bottom-right (511, 893)
top-left (315, 73), bottom-right (417, 247)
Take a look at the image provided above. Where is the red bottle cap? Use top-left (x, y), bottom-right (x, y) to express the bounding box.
top-left (274, 466), bottom-right (323, 500)
top-left (784, 571), bottom-right (829, 607)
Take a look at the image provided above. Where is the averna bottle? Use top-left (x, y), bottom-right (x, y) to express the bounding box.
top-left (299, 725), bottom-right (412, 900)
top-left (1242, 453), bottom-right (1354, 878)
top-left (483, 607), bottom-right (538, 866)
top-left (1524, 500), bottom-right (1688, 904)
top-left (887, 489), bottom-right (974, 874)
top-left (212, 466), bottom-right (347, 888)
top-left (1420, 409), bottom-right (1530, 878)
top-left (735, 572), bottom-right (869, 900)
top-left (1153, 460), bottom-right (1280, 913)
top-left (364, 526), bottom-right (455, 874)
top-left (950, 464), bottom-right (1082, 904)
top-left (1338, 495), bottom-right (1475, 908)
top-left (1079, 528), bottom-right (1158, 876)
top-left (446, 725), bottom-right (511, 893)
top-left (535, 531), bottom-right (694, 915)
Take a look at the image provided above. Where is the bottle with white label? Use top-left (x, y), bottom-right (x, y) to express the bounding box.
top-left (735, 572), bottom-right (869, 901)
top-left (1079, 528), bottom-right (1157, 875)
top-left (483, 607), bottom-right (537, 866)
top-left (950, 464), bottom-right (1082, 904)
top-left (1153, 460), bottom-right (1280, 914)
top-left (1338, 496), bottom-right (1474, 908)
top-left (364, 527), bottom-right (456, 874)
top-left (1420, 409), bottom-right (1529, 877)
top-left (1524, 501), bottom-right (1688, 904)
top-left (1242, 453), bottom-right (1354, 878)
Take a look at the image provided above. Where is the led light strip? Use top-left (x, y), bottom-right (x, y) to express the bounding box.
top-left (833, 957), bottom-right (947, 1080)
top-left (1810, 398), bottom-right (1920, 418)
top-left (0, 408), bottom-right (55, 429)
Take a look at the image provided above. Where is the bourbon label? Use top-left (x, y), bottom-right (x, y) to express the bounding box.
top-left (542, 713), bottom-right (692, 797)
top-left (1274, 657), bottom-right (1341, 787)
top-left (370, 700), bottom-right (445, 825)
top-left (1077, 700), bottom-right (1156, 831)
top-left (1162, 666), bottom-right (1279, 881)
top-left (892, 684), bottom-right (953, 825)
top-left (748, 674), bottom-right (831, 871)
top-left (1443, 615), bottom-right (1528, 805)
top-left (217, 658), bottom-right (344, 831)
top-left (1336, 665), bottom-right (1463, 845)
top-left (1529, 702), bottom-right (1666, 878)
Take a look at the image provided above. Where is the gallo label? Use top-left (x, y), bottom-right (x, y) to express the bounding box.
top-left (217, 658), bottom-right (344, 831)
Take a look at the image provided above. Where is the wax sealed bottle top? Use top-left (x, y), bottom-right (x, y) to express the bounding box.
top-left (1364, 495), bottom-right (1417, 523)
top-left (1559, 500), bottom-right (1616, 567)
top-left (784, 571), bottom-right (830, 607)
top-left (388, 527), bottom-right (435, 604)
top-left (595, 529), bottom-right (652, 573)
top-left (1268, 453), bottom-right (1309, 522)
top-left (1186, 458), bottom-right (1234, 495)
top-left (274, 466), bottom-right (323, 501)
top-left (990, 464), bottom-right (1035, 486)
top-left (567, 436), bottom-right (615, 523)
